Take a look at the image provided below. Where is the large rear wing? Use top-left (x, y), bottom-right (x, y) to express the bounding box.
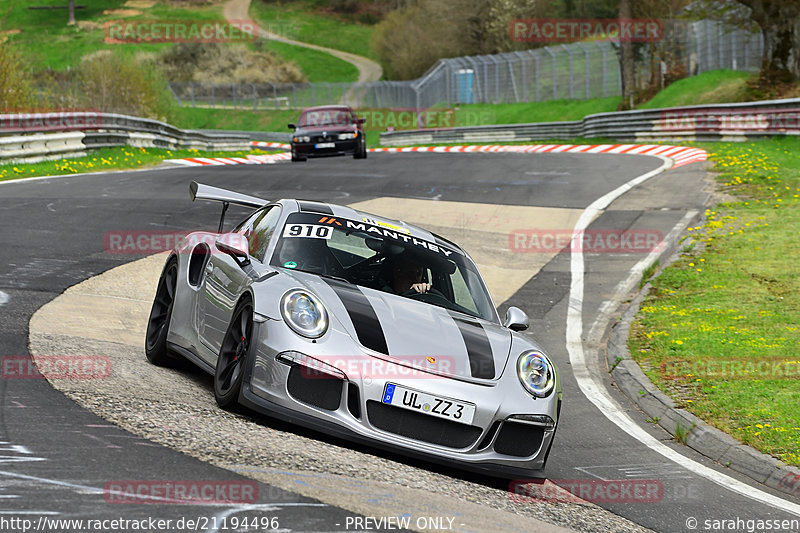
top-left (189, 181), bottom-right (268, 232)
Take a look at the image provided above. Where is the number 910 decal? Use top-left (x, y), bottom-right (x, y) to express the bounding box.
top-left (282, 224), bottom-right (334, 239)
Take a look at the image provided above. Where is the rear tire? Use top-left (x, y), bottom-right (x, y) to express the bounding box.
top-left (145, 258), bottom-right (179, 366)
top-left (214, 297), bottom-right (254, 410)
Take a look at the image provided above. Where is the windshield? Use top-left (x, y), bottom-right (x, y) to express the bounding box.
top-left (298, 108), bottom-right (353, 127)
top-left (270, 212), bottom-right (497, 323)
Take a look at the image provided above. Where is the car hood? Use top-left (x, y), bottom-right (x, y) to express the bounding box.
top-left (283, 271), bottom-right (512, 382)
top-left (294, 125), bottom-right (358, 134)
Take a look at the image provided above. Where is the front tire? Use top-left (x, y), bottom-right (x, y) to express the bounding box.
top-left (145, 257), bottom-right (178, 366)
top-left (214, 297), bottom-right (254, 409)
top-left (353, 139), bottom-right (367, 159)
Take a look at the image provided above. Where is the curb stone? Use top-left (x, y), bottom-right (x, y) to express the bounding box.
top-left (606, 248), bottom-right (800, 501)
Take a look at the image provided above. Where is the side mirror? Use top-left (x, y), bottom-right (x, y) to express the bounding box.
top-left (216, 235), bottom-right (250, 268)
top-left (287, 123), bottom-right (296, 130)
top-left (503, 306), bottom-right (529, 332)
top-left (356, 117), bottom-right (366, 125)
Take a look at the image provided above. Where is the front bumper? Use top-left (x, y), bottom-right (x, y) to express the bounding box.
top-left (292, 138), bottom-right (360, 157)
top-left (240, 319), bottom-right (560, 477)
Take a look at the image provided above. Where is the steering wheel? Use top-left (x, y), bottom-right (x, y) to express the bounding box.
top-left (400, 287), bottom-right (449, 303)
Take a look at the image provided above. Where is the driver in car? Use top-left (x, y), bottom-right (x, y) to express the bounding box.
top-left (390, 256), bottom-right (430, 294)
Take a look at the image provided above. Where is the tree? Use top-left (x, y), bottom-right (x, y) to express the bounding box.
top-left (68, 0), bottom-right (76, 25)
top-left (735, 0), bottom-right (800, 81)
top-left (619, 0), bottom-right (635, 109)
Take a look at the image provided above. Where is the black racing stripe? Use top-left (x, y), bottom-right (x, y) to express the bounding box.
top-left (453, 317), bottom-right (495, 379)
top-left (298, 200), bottom-right (334, 215)
top-left (324, 279), bottom-right (389, 355)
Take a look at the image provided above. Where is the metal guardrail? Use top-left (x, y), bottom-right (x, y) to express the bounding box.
top-left (195, 129), bottom-right (292, 143)
top-left (0, 112), bottom-right (254, 164)
top-left (379, 98), bottom-right (800, 146)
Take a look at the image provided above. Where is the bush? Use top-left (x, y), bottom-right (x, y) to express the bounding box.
top-left (0, 42), bottom-right (33, 111)
top-left (159, 43), bottom-right (307, 85)
top-left (77, 51), bottom-right (177, 122)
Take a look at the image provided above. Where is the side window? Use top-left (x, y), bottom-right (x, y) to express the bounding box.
top-left (249, 206), bottom-right (282, 261)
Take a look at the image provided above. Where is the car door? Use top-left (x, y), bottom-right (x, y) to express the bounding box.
top-left (197, 206), bottom-right (281, 360)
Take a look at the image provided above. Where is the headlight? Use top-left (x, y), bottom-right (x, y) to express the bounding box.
top-left (517, 350), bottom-right (555, 398)
top-left (293, 136), bottom-right (311, 143)
top-left (338, 132), bottom-right (357, 140)
top-left (281, 290), bottom-right (328, 338)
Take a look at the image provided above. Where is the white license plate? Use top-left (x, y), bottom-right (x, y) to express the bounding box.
top-left (381, 383), bottom-right (475, 425)
top-left (315, 142), bottom-right (335, 148)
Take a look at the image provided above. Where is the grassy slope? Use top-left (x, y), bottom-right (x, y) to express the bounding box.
top-left (455, 97), bottom-right (622, 124)
top-left (249, 0), bottom-right (377, 61)
top-left (0, 0), bottom-right (357, 82)
top-left (264, 40), bottom-right (358, 82)
top-left (629, 138), bottom-right (800, 465)
top-left (0, 1), bottom-right (222, 70)
top-left (639, 70), bottom-right (752, 109)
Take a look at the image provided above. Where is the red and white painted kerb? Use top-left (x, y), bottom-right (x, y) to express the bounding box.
top-left (165, 143), bottom-right (707, 169)
top-left (166, 152), bottom-right (290, 166)
top-left (371, 143), bottom-right (708, 168)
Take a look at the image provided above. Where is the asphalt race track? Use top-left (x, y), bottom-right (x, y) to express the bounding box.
top-left (2, 152), bottom-right (799, 532)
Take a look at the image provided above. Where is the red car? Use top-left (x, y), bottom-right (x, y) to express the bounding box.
top-left (288, 105), bottom-right (367, 162)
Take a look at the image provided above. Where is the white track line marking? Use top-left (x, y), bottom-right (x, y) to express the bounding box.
top-left (0, 291), bottom-right (8, 307)
top-left (0, 470), bottom-right (326, 510)
top-left (566, 156), bottom-right (800, 517)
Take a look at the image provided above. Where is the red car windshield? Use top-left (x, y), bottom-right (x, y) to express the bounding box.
top-left (298, 109), bottom-right (354, 127)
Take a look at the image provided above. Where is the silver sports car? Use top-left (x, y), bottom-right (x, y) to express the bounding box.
top-left (145, 182), bottom-right (561, 477)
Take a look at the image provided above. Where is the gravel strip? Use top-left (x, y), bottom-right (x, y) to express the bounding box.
top-left (30, 326), bottom-right (651, 533)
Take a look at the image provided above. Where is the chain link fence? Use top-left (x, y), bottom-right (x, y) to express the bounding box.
top-left (169, 19), bottom-right (765, 111)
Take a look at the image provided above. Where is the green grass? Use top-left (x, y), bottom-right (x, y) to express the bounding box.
top-left (638, 70), bottom-right (752, 109)
top-left (628, 137), bottom-right (800, 465)
top-left (249, 0), bottom-right (377, 60)
top-left (0, 146), bottom-right (278, 182)
top-left (174, 106), bottom-right (297, 133)
top-left (451, 97), bottom-right (622, 125)
top-left (263, 39), bottom-right (358, 82)
top-left (1, 0), bottom-right (355, 83)
top-left (0, 0), bottom-right (228, 70)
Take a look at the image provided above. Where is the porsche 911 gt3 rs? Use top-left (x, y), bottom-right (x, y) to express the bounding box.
top-left (145, 181), bottom-right (561, 477)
